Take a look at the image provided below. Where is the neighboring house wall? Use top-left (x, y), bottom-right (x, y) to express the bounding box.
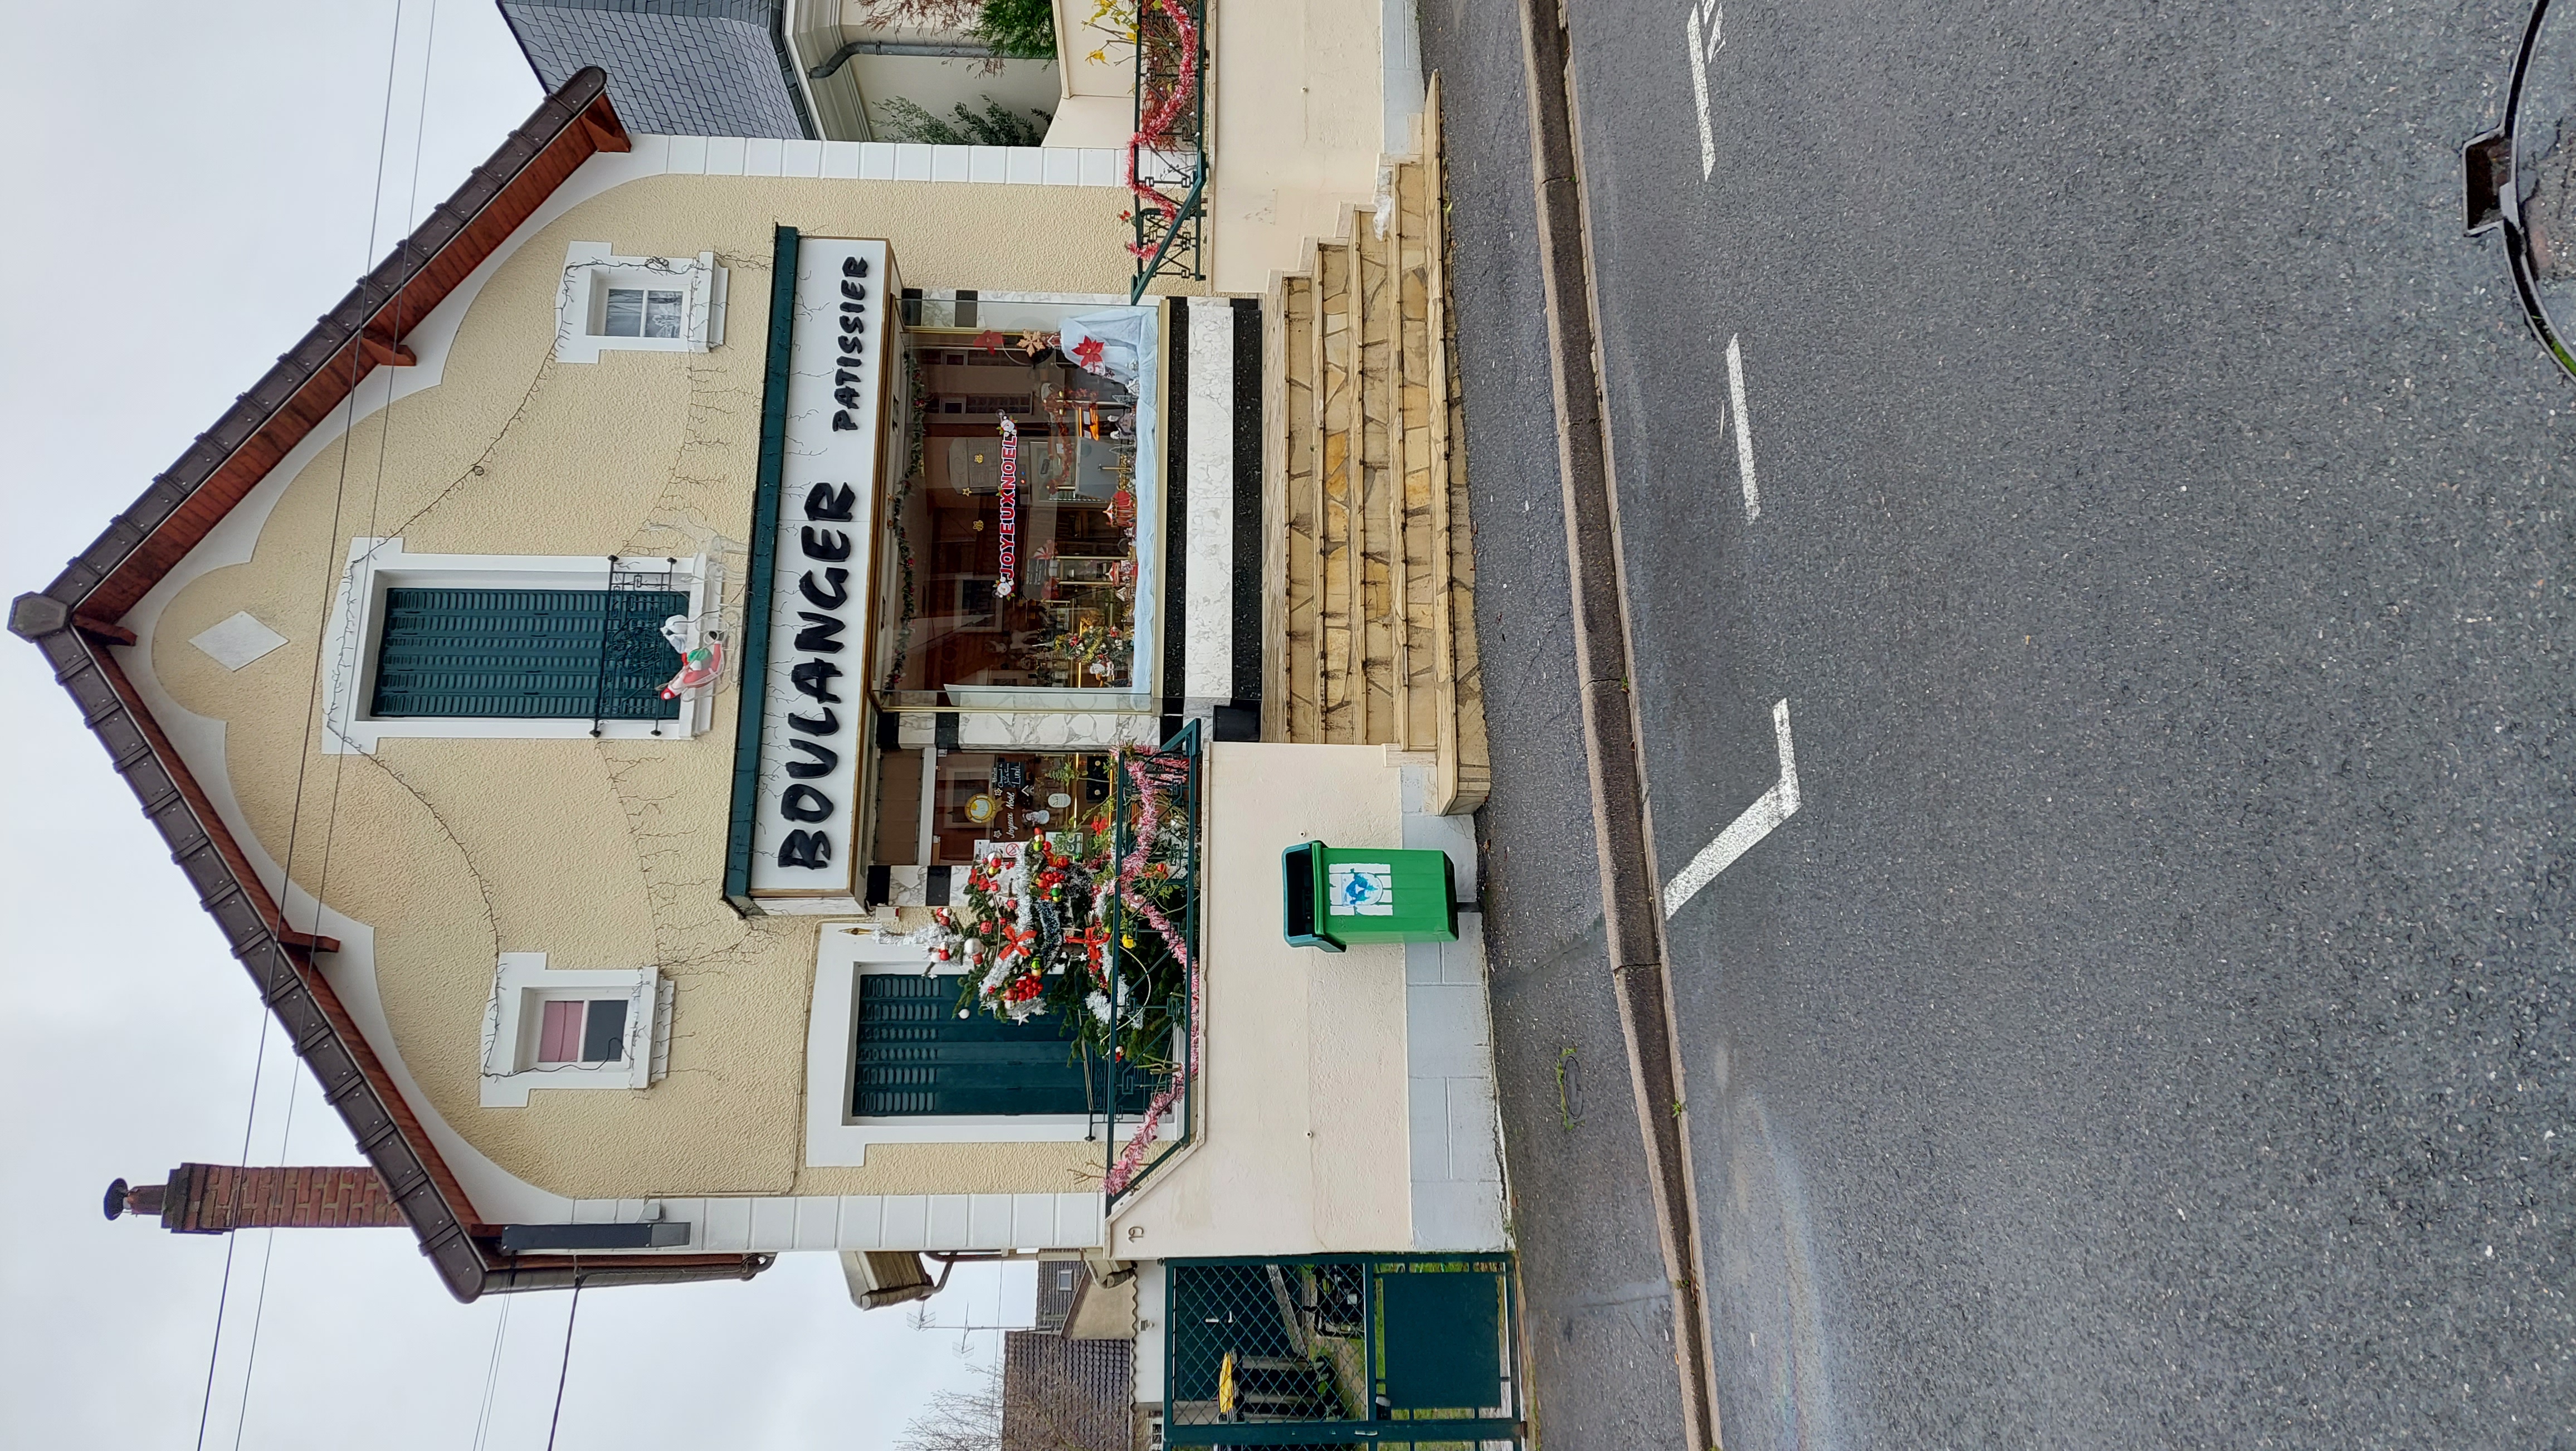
top-left (787, 0), bottom-right (1059, 144)
top-left (1206, 0), bottom-right (1410, 294)
top-left (1002, 1331), bottom-right (1135, 1451)
top-left (504, 0), bottom-right (814, 139)
top-left (126, 146), bottom-right (1133, 1206)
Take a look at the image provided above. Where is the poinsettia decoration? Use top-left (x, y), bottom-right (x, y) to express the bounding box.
top-left (935, 747), bottom-right (1196, 1081)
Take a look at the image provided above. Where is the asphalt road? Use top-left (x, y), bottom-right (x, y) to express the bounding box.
top-left (1424, 1), bottom-right (2576, 1447)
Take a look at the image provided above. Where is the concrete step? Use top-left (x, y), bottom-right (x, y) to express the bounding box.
top-left (1262, 80), bottom-right (1488, 812)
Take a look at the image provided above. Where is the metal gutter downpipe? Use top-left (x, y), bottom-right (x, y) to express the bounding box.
top-left (810, 38), bottom-right (1003, 79)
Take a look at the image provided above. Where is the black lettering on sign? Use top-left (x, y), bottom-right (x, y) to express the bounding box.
top-left (786, 738), bottom-right (840, 778)
top-left (787, 707), bottom-right (838, 736)
top-left (799, 567), bottom-right (850, 608)
top-left (801, 527), bottom-right (851, 561)
top-left (841, 300), bottom-right (865, 317)
top-left (842, 255), bottom-right (868, 277)
top-left (792, 659), bottom-right (843, 702)
top-left (804, 484), bottom-right (856, 521)
top-left (842, 280), bottom-right (867, 300)
top-left (777, 830), bottom-right (832, 869)
top-left (780, 784), bottom-right (835, 822)
top-left (832, 412), bottom-right (859, 431)
top-left (794, 611), bottom-right (846, 653)
top-left (835, 388), bottom-right (862, 409)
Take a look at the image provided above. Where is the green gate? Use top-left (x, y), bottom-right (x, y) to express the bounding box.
top-left (1165, 1256), bottom-right (1520, 1447)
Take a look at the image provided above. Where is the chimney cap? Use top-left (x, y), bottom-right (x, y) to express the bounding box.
top-left (103, 1178), bottom-right (130, 1221)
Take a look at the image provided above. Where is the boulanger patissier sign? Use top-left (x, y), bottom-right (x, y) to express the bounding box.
top-left (750, 237), bottom-right (892, 899)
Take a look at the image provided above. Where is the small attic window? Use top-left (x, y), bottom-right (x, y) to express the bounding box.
top-left (555, 241), bottom-right (727, 362)
top-left (536, 997), bottom-right (629, 1065)
top-left (602, 287), bottom-right (684, 339)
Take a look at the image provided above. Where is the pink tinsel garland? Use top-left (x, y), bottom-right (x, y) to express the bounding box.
top-left (1123, 0), bottom-right (1204, 261)
top-left (1102, 747), bottom-right (1201, 1195)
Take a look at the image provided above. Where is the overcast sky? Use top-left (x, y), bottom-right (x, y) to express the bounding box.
top-left (0, 3), bottom-right (1018, 1446)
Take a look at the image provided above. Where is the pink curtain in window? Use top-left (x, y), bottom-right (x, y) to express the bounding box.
top-left (538, 999), bottom-right (584, 1063)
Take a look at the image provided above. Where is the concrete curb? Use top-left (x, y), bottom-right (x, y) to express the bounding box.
top-left (1511, 2), bottom-right (1725, 1446)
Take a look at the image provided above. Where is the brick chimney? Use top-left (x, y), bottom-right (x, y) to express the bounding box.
top-left (104, 1165), bottom-right (409, 1233)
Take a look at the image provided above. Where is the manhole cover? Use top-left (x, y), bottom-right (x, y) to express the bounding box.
top-left (2471, 0), bottom-right (2576, 378)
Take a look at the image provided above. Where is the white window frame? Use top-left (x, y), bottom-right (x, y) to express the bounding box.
top-left (554, 242), bottom-right (728, 363)
top-left (318, 538), bottom-right (721, 755)
top-left (480, 953), bottom-right (672, 1107)
top-left (803, 924), bottom-right (1178, 1166)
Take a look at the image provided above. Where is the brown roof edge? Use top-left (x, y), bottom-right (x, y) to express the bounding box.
top-left (11, 69), bottom-right (767, 1303)
top-left (40, 66), bottom-right (628, 625)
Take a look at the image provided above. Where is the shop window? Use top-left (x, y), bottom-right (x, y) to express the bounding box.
top-left (872, 747), bottom-right (1115, 868)
top-left (874, 300), bottom-right (1160, 703)
top-left (554, 241), bottom-right (727, 362)
top-left (370, 587), bottom-right (684, 721)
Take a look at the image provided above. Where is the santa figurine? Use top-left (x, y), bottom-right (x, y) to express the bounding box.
top-left (657, 615), bottom-right (725, 700)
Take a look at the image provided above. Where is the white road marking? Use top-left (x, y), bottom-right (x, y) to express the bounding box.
top-left (1687, 2), bottom-right (1723, 179)
top-left (1662, 698), bottom-right (1799, 919)
top-left (1725, 334), bottom-right (1760, 520)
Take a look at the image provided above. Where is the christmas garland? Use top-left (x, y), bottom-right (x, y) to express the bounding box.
top-left (913, 746), bottom-right (1198, 1127)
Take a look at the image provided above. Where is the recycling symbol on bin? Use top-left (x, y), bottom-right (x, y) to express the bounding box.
top-left (1326, 863), bottom-right (1396, 917)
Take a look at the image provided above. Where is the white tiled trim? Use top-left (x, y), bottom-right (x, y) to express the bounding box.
top-left (556, 1191), bottom-right (1106, 1254)
top-left (608, 134), bottom-right (1126, 189)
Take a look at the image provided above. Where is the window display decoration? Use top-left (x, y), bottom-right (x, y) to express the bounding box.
top-left (996, 416), bottom-right (1021, 598)
top-left (910, 746), bottom-right (1198, 1118)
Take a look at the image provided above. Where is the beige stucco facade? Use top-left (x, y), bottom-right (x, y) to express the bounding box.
top-left (138, 157), bottom-right (1136, 1206)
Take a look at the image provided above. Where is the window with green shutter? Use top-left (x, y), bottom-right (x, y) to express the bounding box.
top-left (370, 587), bottom-right (686, 720)
top-left (855, 974), bottom-right (1148, 1117)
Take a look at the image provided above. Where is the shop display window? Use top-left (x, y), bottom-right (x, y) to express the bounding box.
top-left (870, 746), bottom-right (1115, 868)
top-left (874, 299), bottom-right (1158, 705)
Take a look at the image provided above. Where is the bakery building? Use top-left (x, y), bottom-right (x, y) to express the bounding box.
top-left (26, 4), bottom-right (1518, 1444)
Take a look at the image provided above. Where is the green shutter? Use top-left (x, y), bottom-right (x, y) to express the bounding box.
top-left (855, 975), bottom-right (1144, 1117)
top-left (371, 587), bottom-right (687, 720)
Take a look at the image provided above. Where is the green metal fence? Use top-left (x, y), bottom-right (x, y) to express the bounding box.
top-left (1164, 1255), bottom-right (1523, 1448)
top-left (1102, 717), bottom-right (1202, 1205)
top-left (1128, 0), bottom-right (1208, 303)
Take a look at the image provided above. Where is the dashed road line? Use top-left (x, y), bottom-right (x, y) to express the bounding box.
top-left (1662, 698), bottom-right (1799, 919)
top-left (1725, 334), bottom-right (1759, 521)
top-left (1687, 1), bottom-right (1723, 179)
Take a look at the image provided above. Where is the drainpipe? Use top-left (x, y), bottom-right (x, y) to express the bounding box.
top-left (810, 39), bottom-right (1003, 79)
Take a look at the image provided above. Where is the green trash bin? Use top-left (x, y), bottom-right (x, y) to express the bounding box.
top-left (1282, 841), bottom-right (1459, 951)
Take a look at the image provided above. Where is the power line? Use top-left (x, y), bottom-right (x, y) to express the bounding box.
top-left (195, 0), bottom-right (412, 1439)
top-left (545, 1278), bottom-right (586, 1451)
top-left (189, 1010), bottom-right (271, 1451)
top-left (470, 1297), bottom-right (514, 1451)
top-left (226, 1069), bottom-right (301, 1451)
